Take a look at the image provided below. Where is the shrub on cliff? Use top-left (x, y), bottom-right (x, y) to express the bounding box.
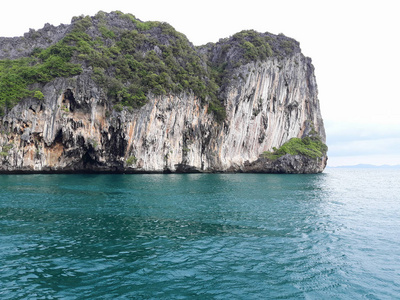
top-left (262, 136), bottom-right (328, 160)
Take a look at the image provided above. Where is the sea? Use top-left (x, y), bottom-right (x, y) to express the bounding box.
top-left (0, 169), bottom-right (399, 299)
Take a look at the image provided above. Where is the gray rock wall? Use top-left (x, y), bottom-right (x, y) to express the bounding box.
top-left (0, 51), bottom-right (326, 173)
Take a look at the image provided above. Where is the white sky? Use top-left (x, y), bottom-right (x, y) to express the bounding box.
top-left (1, 0), bottom-right (399, 166)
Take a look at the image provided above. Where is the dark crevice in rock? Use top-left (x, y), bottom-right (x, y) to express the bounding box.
top-left (64, 89), bottom-right (79, 112)
top-left (52, 129), bottom-right (63, 146)
top-left (81, 151), bottom-right (97, 168)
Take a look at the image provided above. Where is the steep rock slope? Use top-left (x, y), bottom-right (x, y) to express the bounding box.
top-left (0, 11), bottom-right (327, 173)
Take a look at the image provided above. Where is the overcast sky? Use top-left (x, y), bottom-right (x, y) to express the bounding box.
top-left (1, 0), bottom-right (399, 166)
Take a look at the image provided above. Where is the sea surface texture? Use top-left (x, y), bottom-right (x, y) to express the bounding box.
top-left (1, 169), bottom-right (399, 299)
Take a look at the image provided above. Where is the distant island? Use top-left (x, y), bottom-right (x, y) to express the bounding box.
top-left (328, 164), bottom-right (400, 169)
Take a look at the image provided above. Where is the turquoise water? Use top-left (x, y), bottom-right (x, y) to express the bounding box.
top-left (1, 169), bottom-right (400, 299)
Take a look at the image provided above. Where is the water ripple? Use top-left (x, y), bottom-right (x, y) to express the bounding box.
top-left (1, 171), bottom-right (400, 299)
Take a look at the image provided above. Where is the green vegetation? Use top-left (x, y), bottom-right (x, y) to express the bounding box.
top-left (0, 12), bottom-right (295, 121)
top-left (202, 29), bottom-right (298, 91)
top-left (99, 25), bottom-right (116, 39)
top-left (0, 24), bottom-right (84, 115)
top-left (0, 144), bottom-right (13, 157)
top-left (233, 30), bottom-right (273, 63)
top-left (119, 13), bottom-right (159, 31)
top-left (87, 13), bottom-right (225, 120)
top-left (280, 40), bottom-right (295, 55)
top-left (33, 91), bottom-right (44, 100)
top-left (0, 55), bottom-right (81, 115)
top-left (204, 30), bottom-right (274, 75)
top-left (201, 30), bottom-right (276, 94)
top-left (113, 103), bottom-right (124, 112)
top-left (262, 136), bottom-right (328, 160)
top-left (126, 155), bottom-right (137, 166)
top-left (2, 12), bottom-right (226, 119)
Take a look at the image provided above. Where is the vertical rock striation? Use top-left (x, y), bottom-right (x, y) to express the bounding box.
top-left (218, 54), bottom-right (325, 171)
top-left (0, 12), bottom-right (327, 173)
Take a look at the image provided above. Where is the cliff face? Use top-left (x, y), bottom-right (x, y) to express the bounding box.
top-left (218, 54), bottom-right (325, 171)
top-left (0, 12), bottom-right (327, 173)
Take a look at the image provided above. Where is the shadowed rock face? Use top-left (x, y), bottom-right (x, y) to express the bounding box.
top-left (0, 13), bottom-right (326, 174)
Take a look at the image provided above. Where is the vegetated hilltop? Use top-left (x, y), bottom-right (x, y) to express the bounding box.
top-left (0, 11), bottom-right (299, 118)
top-left (0, 11), bottom-right (327, 173)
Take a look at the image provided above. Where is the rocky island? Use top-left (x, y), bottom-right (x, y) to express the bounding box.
top-left (0, 11), bottom-right (327, 173)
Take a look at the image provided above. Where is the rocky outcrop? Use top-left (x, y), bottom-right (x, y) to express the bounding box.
top-left (0, 23), bottom-right (69, 60)
top-left (242, 154), bottom-right (327, 174)
top-left (0, 12), bottom-right (327, 173)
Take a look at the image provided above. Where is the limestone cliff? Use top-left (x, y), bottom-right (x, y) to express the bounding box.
top-left (0, 11), bottom-right (327, 173)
